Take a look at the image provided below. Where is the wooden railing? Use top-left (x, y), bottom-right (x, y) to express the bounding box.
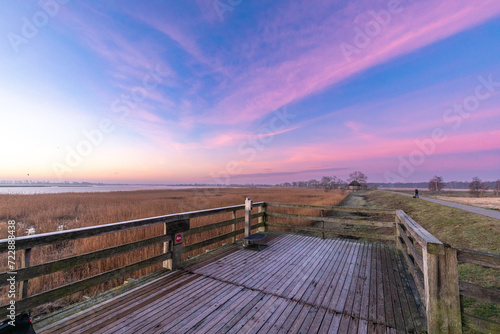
top-left (1, 199), bottom-right (498, 333)
top-left (264, 202), bottom-right (395, 241)
top-left (0, 202), bottom-right (265, 318)
top-left (396, 210), bottom-right (500, 334)
top-left (457, 249), bottom-right (500, 333)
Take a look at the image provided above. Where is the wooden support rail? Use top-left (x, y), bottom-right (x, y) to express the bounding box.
top-left (0, 202), bottom-right (264, 319)
top-left (456, 248), bottom-right (500, 333)
top-left (266, 202), bottom-right (393, 214)
top-left (395, 210), bottom-right (463, 333)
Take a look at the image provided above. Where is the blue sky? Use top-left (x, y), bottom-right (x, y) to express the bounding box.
top-left (1, 0), bottom-right (499, 184)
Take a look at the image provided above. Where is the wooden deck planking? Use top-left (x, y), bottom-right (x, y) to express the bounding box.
top-left (38, 233), bottom-right (426, 334)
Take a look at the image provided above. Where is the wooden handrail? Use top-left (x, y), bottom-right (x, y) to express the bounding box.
top-left (0, 202), bottom-right (264, 252)
top-left (396, 210), bottom-right (441, 250)
top-left (457, 248), bottom-right (500, 270)
top-left (266, 202), bottom-right (394, 214)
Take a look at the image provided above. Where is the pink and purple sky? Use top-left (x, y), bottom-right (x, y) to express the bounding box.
top-left (1, 0), bottom-right (499, 184)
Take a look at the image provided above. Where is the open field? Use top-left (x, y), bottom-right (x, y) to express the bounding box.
top-left (0, 187), bottom-right (347, 314)
top-left (434, 196), bottom-right (500, 210)
top-left (366, 191), bottom-right (500, 324)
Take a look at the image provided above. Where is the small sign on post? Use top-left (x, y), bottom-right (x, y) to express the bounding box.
top-left (175, 233), bottom-right (183, 244)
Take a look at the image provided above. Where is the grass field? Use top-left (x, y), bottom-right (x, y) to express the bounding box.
top-left (0, 187), bottom-right (347, 314)
top-left (389, 189), bottom-right (500, 210)
top-left (366, 191), bottom-right (500, 324)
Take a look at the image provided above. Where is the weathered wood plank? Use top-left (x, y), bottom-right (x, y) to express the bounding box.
top-left (184, 213), bottom-right (262, 236)
top-left (65, 273), bottom-right (203, 334)
top-left (398, 237), bottom-right (425, 301)
top-left (266, 202), bottom-right (394, 214)
top-left (266, 211), bottom-right (394, 227)
top-left (0, 234), bottom-right (171, 287)
top-left (397, 223), bottom-right (424, 271)
top-left (457, 248), bottom-right (500, 270)
top-left (183, 222), bottom-right (265, 253)
top-left (0, 252), bottom-right (172, 319)
top-left (460, 280), bottom-right (500, 304)
top-left (396, 210), bottom-right (442, 249)
top-left (40, 271), bottom-right (192, 333)
top-left (266, 222), bottom-right (394, 241)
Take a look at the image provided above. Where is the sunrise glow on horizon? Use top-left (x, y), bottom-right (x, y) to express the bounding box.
top-left (1, 0), bottom-right (499, 184)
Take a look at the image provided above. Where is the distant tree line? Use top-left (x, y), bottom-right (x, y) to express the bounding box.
top-left (276, 171), bottom-right (370, 191)
top-left (425, 175), bottom-right (500, 197)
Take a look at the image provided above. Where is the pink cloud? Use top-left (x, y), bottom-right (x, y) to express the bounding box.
top-left (197, 0), bottom-right (500, 125)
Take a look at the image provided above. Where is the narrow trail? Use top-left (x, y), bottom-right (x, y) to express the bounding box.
top-left (384, 191), bottom-right (500, 220)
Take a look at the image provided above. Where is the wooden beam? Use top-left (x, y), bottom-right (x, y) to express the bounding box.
top-left (396, 210), bottom-right (442, 251)
top-left (0, 203), bottom-right (264, 253)
top-left (397, 237), bottom-right (425, 301)
top-left (20, 248), bottom-right (31, 299)
top-left (423, 243), bottom-right (462, 333)
top-left (183, 213), bottom-right (262, 237)
top-left (265, 202), bottom-right (394, 214)
top-left (460, 280), bottom-right (500, 304)
top-left (0, 235), bottom-right (171, 287)
top-left (266, 212), bottom-right (394, 228)
top-left (457, 249), bottom-right (500, 269)
top-left (183, 222), bottom-right (265, 253)
top-left (397, 224), bottom-right (423, 271)
top-left (266, 222), bottom-right (394, 241)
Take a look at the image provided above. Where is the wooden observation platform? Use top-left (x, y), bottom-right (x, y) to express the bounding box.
top-left (1, 198), bottom-right (499, 333)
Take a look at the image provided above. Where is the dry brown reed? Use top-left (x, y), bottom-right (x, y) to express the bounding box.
top-left (0, 187), bottom-right (347, 314)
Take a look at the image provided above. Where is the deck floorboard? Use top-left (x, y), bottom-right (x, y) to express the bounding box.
top-left (38, 232), bottom-right (426, 333)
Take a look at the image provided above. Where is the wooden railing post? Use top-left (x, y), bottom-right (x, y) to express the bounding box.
top-left (395, 214), bottom-right (402, 252)
top-left (244, 198), bottom-right (252, 247)
top-left (164, 219), bottom-right (190, 271)
top-left (320, 209), bottom-right (325, 239)
top-left (231, 210), bottom-right (237, 243)
top-left (423, 242), bottom-right (462, 333)
top-left (20, 248), bottom-right (31, 299)
top-left (258, 203), bottom-right (267, 233)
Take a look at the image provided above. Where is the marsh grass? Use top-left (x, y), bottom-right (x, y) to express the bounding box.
top-left (0, 187), bottom-right (347, 314)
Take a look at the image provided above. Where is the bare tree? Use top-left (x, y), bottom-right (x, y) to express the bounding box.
top-left (495, 180), bottom-right (500, 197)
top-left (469, 176), bottom-right (488, 197)
top-left (347, 171), bottom-right (368, 189)
top-left (428, 175), bottom-right (445, 192)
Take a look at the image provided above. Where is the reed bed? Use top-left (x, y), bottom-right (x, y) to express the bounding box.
top-left (0, 187), bottom-right (347, 314)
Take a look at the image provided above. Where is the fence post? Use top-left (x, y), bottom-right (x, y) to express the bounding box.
top-left (395, 213), bottom-right (402, 251)
top-left (423, 242), bottom-right (462, 333)
top-left (163, 219), bottom-right (190, 271)
top-left (320, 209), bottom-right (325, 239)
top-left (20, 248), bottom-right (31, 299)
top-left (258, 203), bottom-right (267, 233)
top-left (231, 210), bottom-right (237, 243)
top-left (244, 198), bottom-right (252, 247)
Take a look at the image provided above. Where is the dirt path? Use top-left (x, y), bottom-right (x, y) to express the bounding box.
top-left (384, 191), bottom-right (500, 220)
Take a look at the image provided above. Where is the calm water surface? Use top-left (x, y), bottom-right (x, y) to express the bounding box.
top-left (0, 185), bottom-right (209, 194)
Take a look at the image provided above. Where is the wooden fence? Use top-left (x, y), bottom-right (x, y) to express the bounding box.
top-left (0, 200), bottom-right (498, 333)
top-left (0, 202), bottom-right (266, 319)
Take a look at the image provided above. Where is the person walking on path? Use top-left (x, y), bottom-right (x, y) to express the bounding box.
top-left (414, 189), bottom-right (419, 198)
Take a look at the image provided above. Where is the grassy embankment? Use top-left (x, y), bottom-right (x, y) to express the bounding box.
top-left (0, 187), bottom-right (347, 314)
top-left (366, 191), bottom-right (500, 323)
top-left (391, 189), bottom-right (500, 210)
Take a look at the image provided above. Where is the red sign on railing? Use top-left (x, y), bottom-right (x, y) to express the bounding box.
top-left (175, 233), bottom-right (183, 244)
